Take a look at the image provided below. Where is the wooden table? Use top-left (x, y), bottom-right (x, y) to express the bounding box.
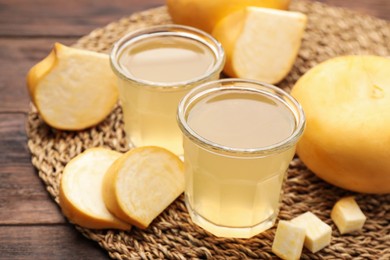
top-left (1, 0), bottom-right (389, 258)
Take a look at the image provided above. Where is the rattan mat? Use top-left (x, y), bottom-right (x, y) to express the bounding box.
top-left (27, 0), bottom-right (390, 259)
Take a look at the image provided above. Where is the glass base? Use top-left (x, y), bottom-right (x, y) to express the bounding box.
top-left (186, 200), bottom-right (277, 239)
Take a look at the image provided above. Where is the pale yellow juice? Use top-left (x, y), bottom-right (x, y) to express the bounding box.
top-left (118, 37), bottom-right (215, 84)
top-left (111, 26), bottom-right (224, 155)
top-left (182, 89), bottom-right (298, 238)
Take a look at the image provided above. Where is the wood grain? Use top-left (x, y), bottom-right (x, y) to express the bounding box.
top-left (0, 0), bottom-right (165, 37)
top-left (0, 0), bottom-right (389, 259)
top-left (0, 113), bottom-right (65, 224)
top-left (316, 0), bottom-right (390, 20)
top-left (0, 226), bottom-right (108, 259)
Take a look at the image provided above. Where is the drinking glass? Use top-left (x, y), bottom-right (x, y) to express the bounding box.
top-left (177, 78), bottom-right (305, 238)
top-left (110, 25), bottom-right (225, 155)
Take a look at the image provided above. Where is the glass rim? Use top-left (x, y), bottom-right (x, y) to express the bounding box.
top-left (110, 24), bottom-right (225, 90)
top-left (177, 78), bottom-right (306, 156)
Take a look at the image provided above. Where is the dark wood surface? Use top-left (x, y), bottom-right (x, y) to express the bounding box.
top-left (0, 0), bottom-right (389, 259)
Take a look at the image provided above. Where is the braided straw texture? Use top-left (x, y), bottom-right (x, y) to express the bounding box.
top-left (27, 0), bottom-right (390, 259)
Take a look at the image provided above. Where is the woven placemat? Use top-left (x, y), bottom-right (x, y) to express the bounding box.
top-left (27, 0), bottom-right (390, 259)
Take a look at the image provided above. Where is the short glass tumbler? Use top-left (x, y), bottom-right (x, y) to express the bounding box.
top-left (177, 78), bottom-right (305, 238)
top-left (110, 25), bottom-right (225, 155)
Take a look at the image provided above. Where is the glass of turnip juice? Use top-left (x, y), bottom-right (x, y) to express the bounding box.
top-left (110, 25), bottom-right (225, 155)
top-left (177, 79), bottom-right (306, 238)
